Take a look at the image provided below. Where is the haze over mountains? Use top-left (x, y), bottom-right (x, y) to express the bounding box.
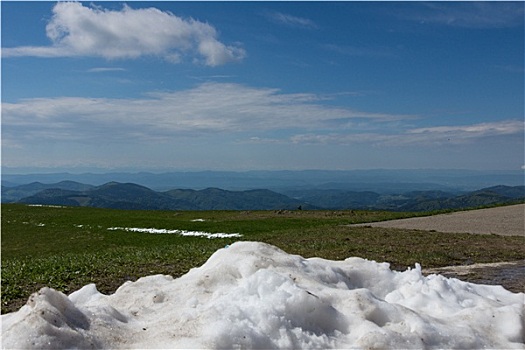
top-left (3, 169), bottom-right (524, 192)
top-left (2, 169), bottom-right (524, 211)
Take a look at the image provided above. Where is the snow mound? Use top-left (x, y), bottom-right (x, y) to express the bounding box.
top-left (2, 241), bottom-right (524, 349)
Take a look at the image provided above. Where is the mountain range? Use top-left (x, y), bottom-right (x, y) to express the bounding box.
top-left (283, 186), bottom-right (525, 211)
top-left (3, 169), bottom-right (524, 192)
top-left (2, 180), bottom-right (523, 212)
top-left (3, 182), bottom-right (314, 211)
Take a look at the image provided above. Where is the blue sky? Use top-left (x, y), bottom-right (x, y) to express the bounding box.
top-left (2, 1), bottom-right (524, 172)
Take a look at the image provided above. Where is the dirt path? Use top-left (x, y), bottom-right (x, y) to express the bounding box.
top-left (353, 204), bottom-right (524, 236)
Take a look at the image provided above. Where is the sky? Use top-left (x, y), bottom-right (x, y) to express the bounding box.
top-left (1, 1), bottom-right (524, 172)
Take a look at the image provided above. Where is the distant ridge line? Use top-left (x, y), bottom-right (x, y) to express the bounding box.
top-left (3, 179), bottom-right (523, 211)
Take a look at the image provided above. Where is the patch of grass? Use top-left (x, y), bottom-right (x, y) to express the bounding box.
top-left (258, 224), bottom-right (524, 269)
top-left (2, 204), bottom-right (524, 314)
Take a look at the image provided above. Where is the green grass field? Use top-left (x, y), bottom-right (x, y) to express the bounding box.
top-left (2, 203), bottom-right (524, 314)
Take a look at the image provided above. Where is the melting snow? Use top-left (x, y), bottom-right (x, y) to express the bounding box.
top-left (107, 227), bottom-right (242, 239)
top-left (27, 204), bottom-right (65, 208)
top-left (2, 242), bottom-right (524, 349)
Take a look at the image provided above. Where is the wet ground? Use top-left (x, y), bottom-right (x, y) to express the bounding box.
top-left (423, 260), bottom-right (525, 294)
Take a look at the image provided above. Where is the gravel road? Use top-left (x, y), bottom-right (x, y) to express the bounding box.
top-left (353, 204), bottom-right (524, 236)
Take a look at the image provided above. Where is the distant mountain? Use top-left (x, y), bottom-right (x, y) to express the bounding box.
top-left (18, 182), bottom-right (198, 210)
top-left (165, 188), bottom-right (315, 210)
top-left (17, 188), bottom-right (89, 207)
top-left (283, 186), bottom-right (524, 211)
top-left (1, 180), bottom-right (20, 188)
top-left (8, 179), bottom-right (524, 212)
top-left (1, 181), bottom-right (95, 203)
top-left (16, 182), bottom-right (314, 211)
top-left (3, 169), bottom-right (524, 192)
top-left (284, 189), bottom-right (382, 209)
top-left (480, 185), bottom-right (525, 198)
top-left (403, 186), bottom-right (525, 211)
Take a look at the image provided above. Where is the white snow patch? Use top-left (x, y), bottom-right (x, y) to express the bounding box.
top-left (2, 241), bottom-right (524, 349)
top-left (27, 204), bottom-right (65, 208)
top-left (107, 226), bottom-right (242, 239)
top-left (191, 219), bottom-right (206, 222)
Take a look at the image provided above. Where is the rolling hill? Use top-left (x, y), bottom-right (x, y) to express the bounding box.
top-left (397, 185), bottom-right (525, 211)
top-left (1, 181), bottom-right (95, 203)
top-left (285, 186), bottom-right (524, 211)
top-left (6, 180), bottom-right (524, 211)
top-left (16, 182), bottom-right (314, 211)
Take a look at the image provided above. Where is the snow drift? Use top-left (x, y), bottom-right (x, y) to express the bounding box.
top-left (2, 241), bottom-right (524, 349)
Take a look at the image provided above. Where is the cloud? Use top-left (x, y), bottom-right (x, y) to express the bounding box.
top-left (403, 2), bottom-right (524, 28)
top-left (2, 82), bottom-right (413, 144)
top-left (2, 2), bottom-right (245, 66)
top-left (5, 82), bottom-right (519, 151)
top-left (290, 133), bottom-right (379, 145)
top-left (407, 121), bottom-right (524, 139)
top-left (3, 84), bottom-right (522, 170)
top-left (265, 11), bottom-right (319, 29)
top-left (88, 67), bottom-right (126, 73)
top-left (289, 120), bottom-right (525, 146)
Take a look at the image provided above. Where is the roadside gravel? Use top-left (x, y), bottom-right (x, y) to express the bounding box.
top-left (352, 204), bottom-right (524, 236)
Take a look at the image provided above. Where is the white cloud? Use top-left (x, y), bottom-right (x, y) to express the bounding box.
top-left (407, 121), bottom-right (525, 139)
top-left (266, 11), bottom-right (319, 29)
top-left (405, 2), bottom-right (524, 28)
top-left (2, 2), bottom-right (245, 66)
top-left (289, 120), bottom-right (524, 146)
top-left (4, 82), bottom-right (520, 151)
top-left (1, 83), bottom-right (413, 144)
top-left (198, 40), bottom-right (246, 67)
top-left (290, 133), bottom-right (387, 145)
top-left (87, 67), bottom-right (126, 73)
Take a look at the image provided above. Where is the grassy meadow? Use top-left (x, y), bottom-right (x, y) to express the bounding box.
top-left (2, 203), bottom-right (524, 314)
